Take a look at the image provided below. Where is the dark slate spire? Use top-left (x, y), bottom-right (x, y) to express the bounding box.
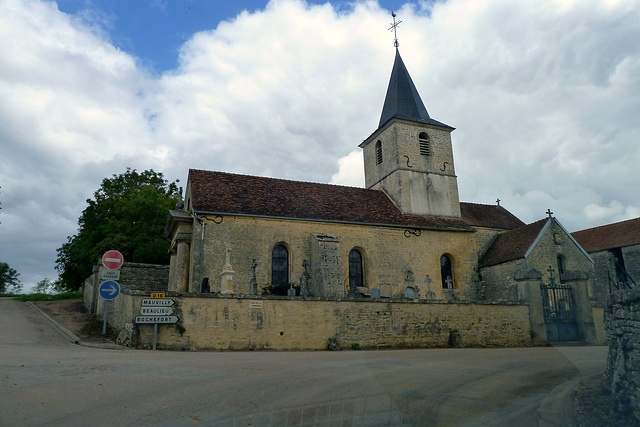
top-left (378, 49), bottom-right (452, 129)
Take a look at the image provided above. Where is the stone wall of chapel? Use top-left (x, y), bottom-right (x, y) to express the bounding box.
top-left (473, 227), bottom-right (502, 258)
top-left (188, 215), bottom-right (479, 300)
top-left (480, 222), bottom-right (595, 302)
top-left (479, 260), bottom-right (522, 301)
top-left (528, 221), bottom-right (594, 285)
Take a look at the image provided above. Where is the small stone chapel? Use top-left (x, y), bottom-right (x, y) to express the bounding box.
top-left (164, 40), bottom-right (601, 344)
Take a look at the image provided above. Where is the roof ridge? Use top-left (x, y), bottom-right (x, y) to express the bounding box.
top-left (573, 215), bottom-right (640, 234)
top-left (190, 168), bottom-right (371, 191)
top-left (461, 201), bottom-right (502, 207)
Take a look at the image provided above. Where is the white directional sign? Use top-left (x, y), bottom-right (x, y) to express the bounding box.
top-left (140, 307), bottom-right (173, 315)
top-left (135, 315), bottom-right (179, 324)
top-left (141, 298), bottom-right (174, 307)
top-left (101, 270), bottom-right (120, 280)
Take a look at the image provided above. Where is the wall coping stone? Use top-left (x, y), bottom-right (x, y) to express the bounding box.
top-left (119, 287), bottom-right (525, 306)
top-left (606, 288), bottom-right (640, 307)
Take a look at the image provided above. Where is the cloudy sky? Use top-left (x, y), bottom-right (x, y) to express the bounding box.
top-left (1, 0), bottom-right (639, 291)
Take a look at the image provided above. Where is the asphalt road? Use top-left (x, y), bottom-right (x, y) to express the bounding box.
top-left (0, 298), bottom-right (607, 426)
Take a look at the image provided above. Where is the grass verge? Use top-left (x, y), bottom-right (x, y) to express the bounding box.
top-left (10, 292), bottom-right (83, 301)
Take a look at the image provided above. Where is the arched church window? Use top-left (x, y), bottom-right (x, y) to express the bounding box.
top-left (440, 254), bottom-right (454, 289)
top-left (376, 140), bottom-right (383, 164)
top-left (419, 132), bottom-right (431, 156)
top-left (349, 249), bottom-right (364, 294)
top-left (271, 244), bottom-right (289, 285)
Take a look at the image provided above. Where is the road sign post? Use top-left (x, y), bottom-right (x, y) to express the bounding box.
top-left (99, 280), bottom-right (120, 336)
top-left (136, 298), bottom-right (180, 349)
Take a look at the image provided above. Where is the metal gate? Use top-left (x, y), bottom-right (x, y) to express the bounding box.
top-left (540, 284), bottom-right (580, 342)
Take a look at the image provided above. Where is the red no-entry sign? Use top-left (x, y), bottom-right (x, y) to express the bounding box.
top-left (102, 250), bottom-right (124, 270)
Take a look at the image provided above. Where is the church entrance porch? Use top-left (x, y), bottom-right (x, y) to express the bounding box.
top-left (541, 283), bottom-right (580, 342)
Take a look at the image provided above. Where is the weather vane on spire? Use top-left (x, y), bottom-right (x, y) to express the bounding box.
top-left (388, 11), bottom-right (402, 48)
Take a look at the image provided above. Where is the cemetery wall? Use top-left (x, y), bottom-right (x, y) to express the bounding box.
top-left (85, 263), bottom-right (169, 314)
top-left (105, 290), bottom-right (532, 351)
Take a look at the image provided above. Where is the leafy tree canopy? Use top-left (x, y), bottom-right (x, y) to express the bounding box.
top-left (0, 261), bottom-right (22, 293)
top-left (56, 168), bottom-right (179, 291)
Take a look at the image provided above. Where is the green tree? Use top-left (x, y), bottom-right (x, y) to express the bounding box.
top-left (0, 262), bottom-right (22, 293)
top-left (35, 278), bottom-right (53, 294)
top-left (56, 169), bottom-right (179, 291)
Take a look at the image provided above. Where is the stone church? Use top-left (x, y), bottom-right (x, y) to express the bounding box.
top-left (165, 47), bottom-right (600, 344)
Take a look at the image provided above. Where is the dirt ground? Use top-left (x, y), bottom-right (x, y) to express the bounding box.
top-left (34, 298), bottom-right (118, 343)
top-left (32, 298), bottom-right (637, 426)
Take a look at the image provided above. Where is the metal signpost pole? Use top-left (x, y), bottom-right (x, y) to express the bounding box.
top-left (98, 279), bottom-right (120, 337)
top-left (99, 250), bottom-right (124, 337)
top-left (136, 296), bottom-right (179, 350)
top-left (103, 300), bottom-right (109, 336)
top-left (153, 324), bottom-right (158, 350)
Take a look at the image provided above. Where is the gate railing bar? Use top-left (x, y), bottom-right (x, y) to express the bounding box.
top-left (540, 284), bottom-right (577, 324)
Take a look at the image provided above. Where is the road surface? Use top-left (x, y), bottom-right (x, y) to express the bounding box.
top-left (0, 298), bottom-right (607, 426)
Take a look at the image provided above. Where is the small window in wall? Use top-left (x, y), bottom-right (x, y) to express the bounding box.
top-left (440, 254), bottom-right (454, 289)
top-left (349, 249), bottom-right (364, 294)
top-left (557, 255), bottom-right (566, 283)
top-left (612, 247), bottom-right (627, 286)
top-left (557, 255), bottom-right (566, 276)
top-left (419, 132), bottom-right (431, 156)
top-left (271, 244), bottom-right (289, 285)
top-left (376, 140), bottom-right (383, 164)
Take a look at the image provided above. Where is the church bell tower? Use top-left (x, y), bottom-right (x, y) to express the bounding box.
top-left (359, 47), bottom-right (461, 218)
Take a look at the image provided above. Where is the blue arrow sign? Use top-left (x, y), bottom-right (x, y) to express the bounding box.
top-left (99, 280), bottom-right (120, 300)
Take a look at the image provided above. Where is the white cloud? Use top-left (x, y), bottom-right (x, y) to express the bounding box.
top-left (1, 0), bottom-right (640, 289)
top-left (330, 151), bottom-right (365, 186)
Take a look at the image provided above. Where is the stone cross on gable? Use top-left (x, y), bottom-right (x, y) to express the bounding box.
top-left (547, 266), bottom-right (556, 284)
top-left (546, 209), bottom-right (553, 218)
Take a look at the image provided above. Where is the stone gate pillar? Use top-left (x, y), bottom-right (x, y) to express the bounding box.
top-left (514, 268), bottom-right (546, 345)
top-left (172, 240), bottom-right (190, 292)
top-left (562, 270), bottom-right (597, 344)
top-left (165, 209), bottom-right (193, 293)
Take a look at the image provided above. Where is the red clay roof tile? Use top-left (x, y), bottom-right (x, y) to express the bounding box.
top-left (479, 218), bottom-right (549, 268)
top-left (572, 217), bottom-right (640, 253)
top-left (187, 169), bottom-right (522, 233)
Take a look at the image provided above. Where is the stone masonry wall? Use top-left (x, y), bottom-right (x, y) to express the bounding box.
top-left (187, 215), bottom-right (480, 301)
top-left (106, 290), bottom-right (532, 351)
top-left (605, 288), bottom-right (640, 422)
top-left (590, 250), bottom-right (615, 305)
top-left (118, 263), bottom-right (169, 291)
top-left (85, 262), bottom-right (169, 314)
